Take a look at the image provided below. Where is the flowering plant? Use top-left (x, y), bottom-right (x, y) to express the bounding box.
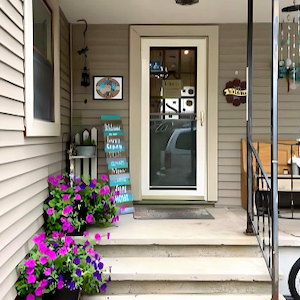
top-left (15, 231), bottom-right (110, 299)
top-left (44, 174), bottom-right (88, 236)
top-left (81, 174), bottom-right (119, 227)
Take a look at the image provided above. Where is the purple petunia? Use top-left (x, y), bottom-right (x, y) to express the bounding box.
top-left (91, 191), bottom-right (97, 199)
top-left (69, 281), bottom-right (76, 290)
top-left (73, 257), bottom-right (80, 265)
top-left (58, 275), bottom-right (63, 281)
top-left (47, 208), bottom-right (54, 215)
top-left (75, 177), bottom-right (81, 184)
top-left (93, 271), bottom-right (102, 281)
top-left (27, 274), bottom-right (36, 284)
top-left (62, 194), bottom-right (69, 201)
top-left (76, 268), bottom-right (82, 276)
top-left (79, 183), bottom-right (86, 190)
top-left (69, 173), bottom-right (75, 181)
top-left (86, 256), bottom-right (91, 263)
top-left (98, 262), bottom-right (104, 270)
top-left (101, 283), bottom-right (107, 292)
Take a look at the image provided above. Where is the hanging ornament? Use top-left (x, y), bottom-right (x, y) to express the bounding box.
top-left (77, 19), bottom-right (90, 88)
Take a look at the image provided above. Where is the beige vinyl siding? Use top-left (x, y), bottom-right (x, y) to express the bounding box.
top-left (218, 23), bottom-right (300, 206)
top-left (0, 2), bottom-right (71, 299)
top-left (72, 24), bottom-right (129, 177)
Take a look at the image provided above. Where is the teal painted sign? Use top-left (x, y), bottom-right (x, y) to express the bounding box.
top-left (101, 115), bottom-right (121, 121)
top-left (109, 173), bottom-right (131, 187)
top-left (107, 158), bottom-right (128, 170)
top-left (115, 193), bottom-right (134, 204)
top-left (105, 142), bottom-right (126, 153)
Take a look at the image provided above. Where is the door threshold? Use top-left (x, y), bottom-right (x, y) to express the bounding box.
top-left (134, 200), bottom-right (216, 206)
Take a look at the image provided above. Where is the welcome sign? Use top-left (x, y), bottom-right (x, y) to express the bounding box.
top-left (101, 115), bottom-right (133, 204)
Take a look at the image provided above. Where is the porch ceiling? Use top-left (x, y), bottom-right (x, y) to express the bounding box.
top-left (60, 0), bottom-right (293, 24)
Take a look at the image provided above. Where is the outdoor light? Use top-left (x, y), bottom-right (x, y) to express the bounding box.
top-left (175, 0), bottom-right (199, 5)
top-left (184, 49), bottom-right (190, 55)
top-left (81, 66), bottom-right (90, 87)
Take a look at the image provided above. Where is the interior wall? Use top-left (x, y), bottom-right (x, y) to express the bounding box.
top-left (0, 3), bottom-right (71, 298)
top-left (72, 24), bottom-right (129, 178)
top-left (72, 23), bottom-right (300, 206)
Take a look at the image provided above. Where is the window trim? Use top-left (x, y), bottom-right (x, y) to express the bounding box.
top-left (24, 0), bottom-right (61, 137)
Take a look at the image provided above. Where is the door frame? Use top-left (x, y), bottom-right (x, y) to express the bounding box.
top-left (141, 38), bottom-right (207, 200)
top-left (130, 25), bottom-right (219, 202)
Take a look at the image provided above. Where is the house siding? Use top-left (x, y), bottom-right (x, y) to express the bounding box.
top-left (0, 2), bottom-right (71, 299)
top-left (72, 24), bottom-right (300, 206)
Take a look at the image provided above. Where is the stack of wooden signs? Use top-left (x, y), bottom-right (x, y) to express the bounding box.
top-left (101, 115), bottom-right (134, 211)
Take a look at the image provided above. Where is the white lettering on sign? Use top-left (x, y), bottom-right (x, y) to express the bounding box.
top-left (223, 88), bottom-right (247, 97)
top-left (115, 185), bottom-right (127, 194)
top-left (104, 124), bottom-right (121, 131)
top-left (107, 144), bottom-right (123, 151)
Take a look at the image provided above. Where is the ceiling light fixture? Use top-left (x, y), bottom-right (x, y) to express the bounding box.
top-left (184, 49), bottom-right (190, 55)
top-left (175, 0), bottom-right (199, 5)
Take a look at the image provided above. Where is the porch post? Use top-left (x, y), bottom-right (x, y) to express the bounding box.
top-left (271, 0), bottom-right (279, 299)
top-left (246, 0), bottom-right (254, 234)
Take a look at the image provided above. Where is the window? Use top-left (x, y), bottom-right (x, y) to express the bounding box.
top-left (24, 0), bottom-right (60, 136)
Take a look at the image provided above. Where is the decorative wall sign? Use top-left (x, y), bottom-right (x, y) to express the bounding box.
top-left (101, 115), bottom-right (133, 204)
top-left (94, 76), bottom-right (123, 100)
top-left (223, 78), bottom-right (247, 107)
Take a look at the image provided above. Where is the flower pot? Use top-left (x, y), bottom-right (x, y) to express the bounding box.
top-left (76, 145), bottom-right (96, 156)
top-left (42, 289), bottom-right (80, 300)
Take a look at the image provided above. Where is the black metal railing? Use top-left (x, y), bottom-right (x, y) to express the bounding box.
top-left (247, 141), bottom-right (273, 274)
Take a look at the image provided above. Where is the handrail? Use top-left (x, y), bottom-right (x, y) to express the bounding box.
top-left (248, 141), bottom-right (271, 189)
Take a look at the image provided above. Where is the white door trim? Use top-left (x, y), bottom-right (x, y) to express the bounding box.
top-left (141, 38), bottom-right (207, 200)
top-left (129, 25), bottom-right (219, 202)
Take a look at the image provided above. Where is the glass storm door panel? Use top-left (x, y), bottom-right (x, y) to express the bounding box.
top-left (141, 39), bottom-right (207, 200)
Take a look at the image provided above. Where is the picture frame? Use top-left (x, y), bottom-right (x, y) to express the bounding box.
top-left (93, 76), bottom-right (123, 100)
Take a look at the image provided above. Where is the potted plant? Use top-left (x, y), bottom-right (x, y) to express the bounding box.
top-left (44, 174), bottom-right (88, 236)
top-left (15, 231), bottom-right (110, 300)
top-left (82, 174), bottom-right (119, 227)
top-left (76, 135), bottom-right (96, 157)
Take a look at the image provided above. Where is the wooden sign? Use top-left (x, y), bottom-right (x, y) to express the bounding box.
top-left (223, 78), bottom-right (247, 107)
top-left (101, 115), bottom-right (133, 204)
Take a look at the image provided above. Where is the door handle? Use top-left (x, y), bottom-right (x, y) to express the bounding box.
top-left (200, 111), bottom-right (204, 126)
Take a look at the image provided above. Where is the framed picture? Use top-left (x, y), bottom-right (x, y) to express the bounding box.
top-left (93, 76), bottom-right (123, 100)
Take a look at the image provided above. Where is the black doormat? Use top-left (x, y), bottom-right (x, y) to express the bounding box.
top-left (133, 205), bottom-right (214, 220)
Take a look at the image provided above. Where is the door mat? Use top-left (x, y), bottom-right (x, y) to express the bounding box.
top-left (133, 205), bottom-right (214, 220)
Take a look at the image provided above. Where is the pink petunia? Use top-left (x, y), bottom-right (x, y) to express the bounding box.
top-left (83, 231), bottom-right (89, 237)
top-left (68, 225), bottom-right (74, 233)
top-left (38, 242), bottom-right (48, 254)
top-left (62, 205), bottom-right (73, 215)
top-left (24, 259), bottom-right (36, 268)
top-left (59, 246), bottom-right (67, 255)
top-left (60, 184), bottom-right (67, 191)
top-left (39, 279), bottom-right (48, 288)
top-left (87, 248), bottom-right (96, 257)
top-left (33, 232), bottom-right (45, 244)
top-left (34, 287), bottom-right (43, 296)
top-left (73, 245), bottom-right (78, 255)
top-left (101, 174), bottom-right (108, 181)
top-left (75, 177), bottom-right (81, 184)
top-left (44, 268), bottom-right (51, 276)
top-left (86, 214), bottom-right (93, 223)
top-left (57, 281), bottom-right (64, 290)
top-left (75, 194), bottom-right (81, 200)
top-left (95, 233), bottom-right (101, 241)
top-left (56, 174), bottom-right (63, 181)
top-left (47, 250), bottom-right (57, 260)
top-left (48, 175), bottom-right (54, 184)
top-left (47, 208), bottom-right (54, 215)
top-left (115, 190), bottom-right (120, 196)
top-left (107, 232), bottom-right (110, 240)
top-left (27, 274), bottom-right (36, 284)
top-left (39, 256), bottom-right (48, 265)
top-left (26, 268), bottom-right (34, 275)
top-left (62, 194), bottom-right (69, 201)
top-left (64, 236), bottom-right (74, 246)
top-left (74, 186), bottom-right (81, 193)
top-left (26, 294), bottom-right (35, 300)
top-left (100, 185), bottom-right (110, 195)
top-left (109, 196), bottom-right (115, 202)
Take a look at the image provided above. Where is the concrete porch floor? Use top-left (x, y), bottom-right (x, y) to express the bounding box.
top-left (87, 207), bottom-right (300, 247)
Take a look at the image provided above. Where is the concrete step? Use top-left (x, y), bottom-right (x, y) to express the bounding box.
top-left (84, 295), bottom-right (285, 300)
top-left (96, 244), bottom-right (262, 258)
top-left (101, 256), bottom-right (271, 295)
